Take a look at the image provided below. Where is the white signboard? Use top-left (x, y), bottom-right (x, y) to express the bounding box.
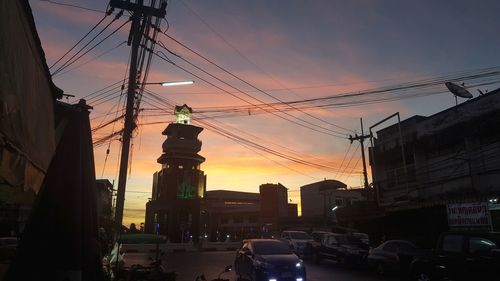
top-left (447, 202), bottom-right (491, 227)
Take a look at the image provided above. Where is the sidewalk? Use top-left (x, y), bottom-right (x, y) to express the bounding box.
top-left (121, 240), bottom-right (241, 253)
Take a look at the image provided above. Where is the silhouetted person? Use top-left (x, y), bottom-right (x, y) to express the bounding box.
top-left (129, 223), bottom-right (139, 233)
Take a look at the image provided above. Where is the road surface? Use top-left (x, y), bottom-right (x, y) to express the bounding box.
top-left (124, 251), bottom-right (406, 281)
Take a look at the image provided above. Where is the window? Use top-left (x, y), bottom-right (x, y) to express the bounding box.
top-left (289, 232), bottom-right (312, 240)
top-left (335, 198), bottom-right (344, 206)
top-left (252, 240), bottom-right (292, 255)
top-left (397, 241), bottom-right (416, 251)
top-left (383, 242), bottom-right (398, 252)
top-left (249, 216), bottom-right (258, 223)
top-left (233, 216), bottom-right (243, 224)
top-left (469, 237), bottom-right (497, 254)
top-left (441, 235), bottom-right (464, 253)
top-left (220, 217), bottom-right (228, 224)
top-left (312, 233), bottom-right (323, 242)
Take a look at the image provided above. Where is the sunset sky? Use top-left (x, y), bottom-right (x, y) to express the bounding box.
top-left (30, 0), bottom-right (500, 225)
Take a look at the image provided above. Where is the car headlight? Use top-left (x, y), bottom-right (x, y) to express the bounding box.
top-left (295, 261), bottom-right (303, 268)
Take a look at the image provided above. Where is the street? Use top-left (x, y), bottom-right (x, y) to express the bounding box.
top-left (125, 251), bottom-right (405, 281)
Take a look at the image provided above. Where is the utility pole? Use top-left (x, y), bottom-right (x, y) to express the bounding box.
top-left (109, 0), bottom-right (166, 235)
top-left (348, 118), bottom-right (370, 190)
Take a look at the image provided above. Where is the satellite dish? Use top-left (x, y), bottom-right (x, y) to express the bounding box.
top-left (445, 82), bottom-right (473, 98)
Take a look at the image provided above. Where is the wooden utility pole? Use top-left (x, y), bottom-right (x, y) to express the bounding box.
top-left (348, 118), bottom-right (370, 189)
top-left (109, 0), bottom-right (166, 235)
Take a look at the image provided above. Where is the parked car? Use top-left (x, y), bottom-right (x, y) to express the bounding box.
top-left (368, 240), bottom-right (426, 275)
top-left (311, 233), bottom-right (368, 267)
top-left (0, 237), bottom-right (18, 261)
top-left (304, 231), bottom-right (332, 259)
top-left (280, 230), bottom-right (313, 256)
top-left (352, 232), bottom-right (370, 246)
top-left (234, 239), bottom-right (306, 281)
top-left (410, 232), bottom-right (500, 281)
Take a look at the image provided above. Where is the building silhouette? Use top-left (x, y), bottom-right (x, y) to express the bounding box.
top-left (145, 105), bottom-right (206, 242)
top-left (369, 88), bottom-right (500, 241)
top-left (202, 190), bottom-right (260, 241)
top-left (371, 88), bottom-right (500, 208)
top-left (300, 179), bottom-right (363, 221)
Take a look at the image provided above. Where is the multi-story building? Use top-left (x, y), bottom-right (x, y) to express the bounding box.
top-left (199, 184), bottom-right (299, 240)
top-left (202, 190), bottom-right (260, 241)
top-left (371, 89), bottom-right (500, 207)
top-left (300, 179), bottom-right (363, 221)
top-left (145, 105), bottom-right (207, 242)
top-left (370, 88), bottom-right (500, 234)
top-left (259, 183), bottom-right (297, 234)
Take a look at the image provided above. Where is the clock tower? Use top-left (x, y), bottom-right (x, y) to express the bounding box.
top-left (145, 105), bottom-right (206, 242)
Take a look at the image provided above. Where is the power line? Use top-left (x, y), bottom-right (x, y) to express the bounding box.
top-left (140, 91), bottom-right (347, 174)
top-left (53, 41), bottom-right (126, 78)
top-left (338, 143), bottom-right (360, 179)
top-left (40, 0), bottom-right (106, 13)
top-left (334, 143), bottom-right (353, 179)
top-left (152, 50), bottom-right (347, 138)
top-left (49, 11), bottom-right (111, 69)
top-left (158, 34), bottom-right (354, 134)
top-left (143, 90), bottom-right (344, 169)
top-left (52, 11), bottom-right (127, 75)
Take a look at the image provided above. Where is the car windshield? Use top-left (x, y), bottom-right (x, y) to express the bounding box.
top-left (353, 233), bottom-right (368, 239)
top-left (253, 241), bottom-right (293, 255)
top-left (289, 232), bottom-right (311, 240)
top-left (336, 235), bottom-right (360, 245)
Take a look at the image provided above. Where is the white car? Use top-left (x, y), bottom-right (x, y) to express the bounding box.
top-left (281, 230), bottom-right (313, 255)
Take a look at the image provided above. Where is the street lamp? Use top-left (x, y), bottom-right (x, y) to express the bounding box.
top-left (140, 80), bottom-right (194, 87)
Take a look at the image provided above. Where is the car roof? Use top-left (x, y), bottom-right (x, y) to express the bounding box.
top-left (326, 233), bottom-right (346, 236)
top-left (247, 239), bottom-right (283, 243)
top-left (382, 240), bottom-right (415, 244)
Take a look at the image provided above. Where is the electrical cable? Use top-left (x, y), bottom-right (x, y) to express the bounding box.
top-left (53, 41), bottom-right (126, 78)
top-left (40, 0), bottom-right (106, 13)
top-left (156, 39), bottom-right (351, 136)
top-left (152, 50), bottom-right (346, 139)
top-left (140, 91), bottom-right (351, 174)
top-left (49, 11), bottom-right (111, 69)
top-left (52, 11), bottom-right (127, 75)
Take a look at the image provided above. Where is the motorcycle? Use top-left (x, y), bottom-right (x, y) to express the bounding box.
top-left (195, 265), bottom-right (232, 281)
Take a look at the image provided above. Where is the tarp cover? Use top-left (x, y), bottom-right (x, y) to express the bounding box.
top-left (6, 102), bottom-right (104, 281)
top-left (0, 0), bottom-right (57, 193)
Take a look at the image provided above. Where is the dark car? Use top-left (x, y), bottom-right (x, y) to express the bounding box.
top-left (312, 233), bottom-right (368, 267)
top-left (0, 237), bottom-right (18, 261)
top-left (411, 232), bottom-right (500, 281)
top-left (304, 231), bottom-right (332, 259)
top-left (368, 240), bottom-right (425, 275)
top-left (235, 239), bottom-right (306, 281)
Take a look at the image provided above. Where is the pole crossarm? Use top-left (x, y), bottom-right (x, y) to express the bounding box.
top-left (110, 0), bottom-right (166, 18)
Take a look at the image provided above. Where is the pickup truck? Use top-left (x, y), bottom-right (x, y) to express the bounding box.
top-left (410, 232), bottom-right (500, 281)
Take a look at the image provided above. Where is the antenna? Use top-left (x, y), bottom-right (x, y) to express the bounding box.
top-left (445, 82), bottom-right (473, 105)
